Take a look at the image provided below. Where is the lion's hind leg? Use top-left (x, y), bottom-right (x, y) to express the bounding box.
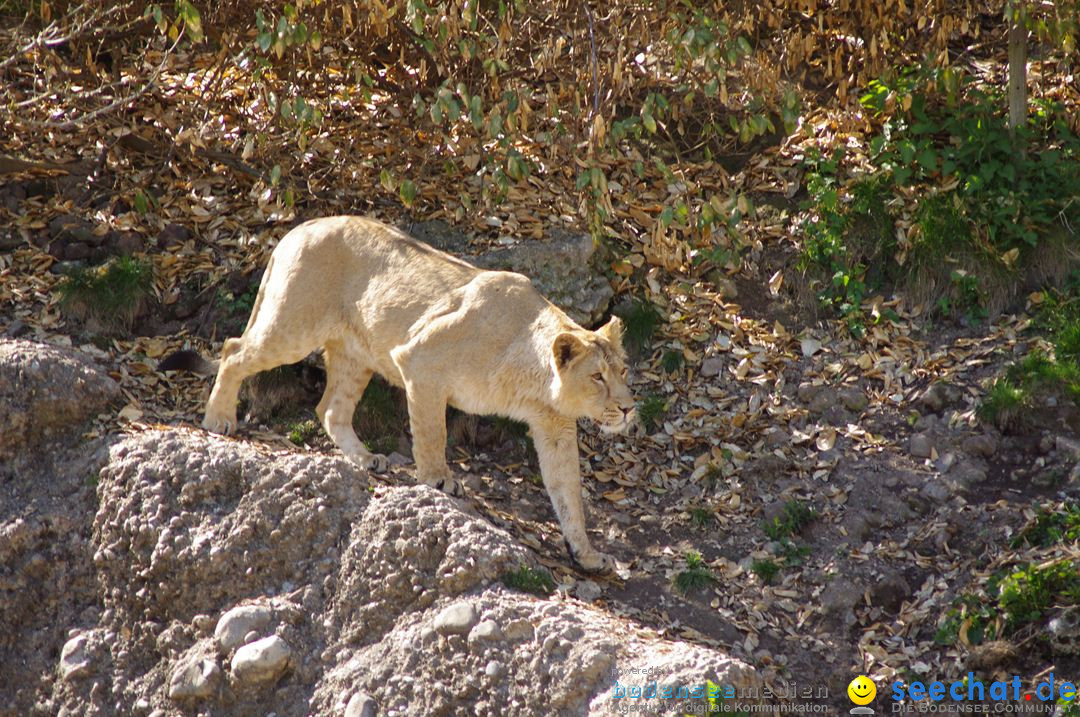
top-left (203, 291), bottom-right (329, 434)
top-left (317, 340), bottom-right (388, 473)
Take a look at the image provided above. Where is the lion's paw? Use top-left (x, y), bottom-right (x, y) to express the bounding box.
top-left (416, 472), bottom-right (463, 497)
top-left (365, 453), bottom-right (389, 474)
top-left (202, 412), bottom-right (237, 435)
top-left (343, 449), bottom-right (389, 474)
top-left (434, 476), bottom-right (464, 497)
top-left (571, 549), bottom-right (617, 574)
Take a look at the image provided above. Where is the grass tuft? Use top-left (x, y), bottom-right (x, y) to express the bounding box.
top-left (689, 505), bottom-right (715, 529)
top-left (762, 500), bottom-right (817, 541)
top-left (750, 559), bottom-right (780, 585)
top-left (618, 298), bottom-right (662, 356)
top-left (57, 255), bottom-right (153, 334)
top-left (637, 394), bottom-right (668, 433)
top-left (672, 551), bottom-right (717, 595)
top-left (287, 419), bottom-right (320, 446)
top-left (977, 377), bottom-right (1027, 431)
top-left (501, 565), bottom-right (556, 596)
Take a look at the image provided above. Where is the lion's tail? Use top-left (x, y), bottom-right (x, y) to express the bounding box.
top-left (157, 349), bottom-right (218, 376)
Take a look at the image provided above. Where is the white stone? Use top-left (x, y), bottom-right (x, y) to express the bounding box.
top-left (468, 619), bottom-right (503, 643)
top-left (230, 635), bottom-right (291, 684)
top-left (434, 601), bottom-right (478, 636)
top-left (60, 634), bottom-right (92, 681)
top-left (214, 604), bottom-right (272, 653)
top-left (344, 691), bottom-right (378, 717)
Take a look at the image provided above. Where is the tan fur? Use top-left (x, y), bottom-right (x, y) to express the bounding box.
top-left (203, 216), bottom-right (635, 571)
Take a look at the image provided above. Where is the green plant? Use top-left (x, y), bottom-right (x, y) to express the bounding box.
top-left (863, 66), bottom-right (1080, 294)
top-left (997, 560), bottom-right (1080, 632)
top-left (797, 153), bottom-right (894, 336)
top-left (1011, 503), bottom-right (1080, 548)
top-left (750, 559), bottom-right (780, 585)
top-left (762, 500), bottom-right (817, 541)
top-left (689, 506), bottom-right (714, 529)
top-left (57, 255), bottom-right (153, 334)
top-left (673, 551), bottom-right (716, 594)
top-left (934, 591), bottom-right (1000, 646)
top-left (977, 377), bottom-right (1027, 430)
top-left (618, 299), bottom-right (662, 356)
top-left (774, 538), bottom-right (811, 567)
top-left (501, 565), bottom-right (556, 596)
top-left (288, 419), bottom-right (320, 445)
top-left (637, 394), bottom-right (668, 433)
top-left (660, 349), bottom-right (684, 373)
top-left (217, 285), bottom-right (258, 319)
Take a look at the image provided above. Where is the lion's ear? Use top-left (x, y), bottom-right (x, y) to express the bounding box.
top-left (597, 315), bottom-right (623, 345)
top-left (553, 333), bottom-right (587, 370)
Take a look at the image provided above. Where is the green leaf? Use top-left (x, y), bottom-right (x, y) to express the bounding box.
top-left (917, 148), bottom-right (937, 172)
top-left (506, 153), bottom-right (527, 181)
top-left (270, 164), bottom-right (282, 186)
top-left (469, 96), bottom-right (483, 129)
top-left (399, 179), bottom-right (417, 207)
top-left (642, 109), bottom-right (657, 134)
top-left (133, 191), bottom-right (149, 215)
top-left (179, 0), bottom-right (203, 42)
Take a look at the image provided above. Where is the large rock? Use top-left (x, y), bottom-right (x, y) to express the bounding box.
top-left (12, 428), bottom-right (757, 716)
top-left (0, 338), bottom-right (120, 460)
top-left (474, 231), bottom-right (614, 327)
top-left (407, 221), bottom-right (614, 326)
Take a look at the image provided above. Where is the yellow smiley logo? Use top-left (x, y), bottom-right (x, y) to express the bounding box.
top-left (848, 675), bottom-right (876, 705)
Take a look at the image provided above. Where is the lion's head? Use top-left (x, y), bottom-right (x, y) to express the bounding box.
top-left (551, 316), bottom-right (635, 432)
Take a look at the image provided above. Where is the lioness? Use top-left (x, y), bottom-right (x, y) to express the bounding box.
top-left (200, 216), bottom-right (634, 572)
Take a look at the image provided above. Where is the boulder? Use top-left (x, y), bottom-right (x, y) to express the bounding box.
top-left (0, 339), bottom-right (120, 460)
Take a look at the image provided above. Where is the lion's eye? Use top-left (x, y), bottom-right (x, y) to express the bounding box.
top-left (592, 373), bottom-right (604, 382)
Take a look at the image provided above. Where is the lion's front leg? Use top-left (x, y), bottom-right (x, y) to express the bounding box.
top-left (532, 417), bottom-right (615, 573)
top-left (400, 378), bottom-right (462, 497)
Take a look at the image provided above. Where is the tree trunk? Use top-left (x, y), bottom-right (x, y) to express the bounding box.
top-left (1007, 0), bottom-right (1027, 129)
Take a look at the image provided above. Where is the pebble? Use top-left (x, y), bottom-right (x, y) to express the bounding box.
top-left (700, 357), bottom-right (725, 378)
top-left (1056, 435), bottom-right (1080, 460)
top-left (167, 655), bottom-right (221, 699)
top-left (484, 660), bottom-right (504, 678)
top-left (60, 634), bottom-right (93, 681)
top-left (961, 434), bottom-right (998, 458)
top-left (574, 580), bottom-right (602, 603)
top-left (230, 635), bottom-right (292, 684)
top-left (344, 692), bottom-right (378, 717)
top-left (839, 388), bottom-right (868, 412)
top-left (386, 452), bottom-right (411, 467)
top-left (502, 619), bottom-right (534, 643)
top-left (796, 382), bottom-right (822, 402)
top-left (468, 620), bottom-right (503, 643)
top-left (909, 433), bottom-right (934, 459)
top-left (433, 602), bottom-right (478, 636)
top-left (921, 480), bottom-right (951, 503)
top-left (214, 604), bottom-right (272, 653)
